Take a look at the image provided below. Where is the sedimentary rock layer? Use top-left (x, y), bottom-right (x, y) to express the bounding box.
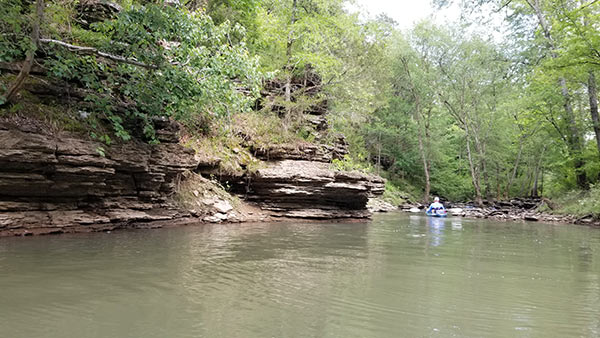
top-left (246, 160), bottom-right (385, 219)
top-left (0, 123), bottom-right (386, 235)
top-left (0, 124), bottom-right (197, 236)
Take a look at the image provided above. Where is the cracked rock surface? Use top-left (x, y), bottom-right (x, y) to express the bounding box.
top-left (0, 123), bottom-right (197, 236)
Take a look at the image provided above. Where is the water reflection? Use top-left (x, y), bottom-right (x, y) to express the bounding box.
top-left (427, 217), bottom-right (446, 247)
top-left (452, 219), bottom-right (463, 230)
top-left (1, 214), bottom-right (600, 338)
top-left (577, 244), bottom-right (593, 272)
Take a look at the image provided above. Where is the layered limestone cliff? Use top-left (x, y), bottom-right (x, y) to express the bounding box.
top-left (0, 121), bottom-right (198, 236)
top-left (247, 160), bottom-right (384, 219)
top-left (215, 65), bottom-right (386, 218)
top-left (196, 147), bottom-right (385, 220)
top-left (0, 120), bottom-right (385, 236)
top-left (0, 66), bottom-right (385, 236)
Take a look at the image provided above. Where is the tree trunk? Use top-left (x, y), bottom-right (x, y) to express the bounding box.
top-left (505, 137), bottom-right (523, 198)
top-left (560, 77), bottom-right (587, 188)
top-left (377, 131), bottom-right (382, 176)
top-left (465, 128), bottom-right (483, 206)
top-left (481, 155), bottom-right (491, 201)
top-left (531, 145), bottom-right (546, 197)
top-left (471, 121), bottom-right (489, 202)
top-left (589, 71), bottom-right (600, 158)
top-left (424, 111), bottom-right (432, 204)
top-left (520, 167), bottom-right (533, 197)
top-left (417, 124), bottom-right (431, 203)
top-left (528, 0), bottom-right (587, 188)
top-left (414, 104), bottom-right (431, 204)
top-left (401, 56), bottom-right (431, 203)
top-left (1, 0), bottom-right (43, 105)
top-left (540, 166), bottom-right (544, 197)
top-left (283, 0), bottom-right (297, 115)
top-left (496, 164), bottom-right (502, 200)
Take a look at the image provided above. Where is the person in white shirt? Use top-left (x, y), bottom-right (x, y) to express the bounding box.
top-left (426, 197), bottom-right (445, 214)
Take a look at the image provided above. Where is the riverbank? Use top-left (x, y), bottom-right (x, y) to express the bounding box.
top-left (0, 60), bottom-right (393, 237)
top-left (400, 198), bottom-right (600, 227)
top-left (0, 202), bottom-right (372, 238)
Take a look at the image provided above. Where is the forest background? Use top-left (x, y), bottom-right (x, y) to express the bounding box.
top-left (2, 0), bottom-right (600, 216)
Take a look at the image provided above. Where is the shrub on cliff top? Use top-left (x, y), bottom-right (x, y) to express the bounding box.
top-left (232, 111), bottom-right (302, 147)
top-left (1, 1), bottom-right (262, 143)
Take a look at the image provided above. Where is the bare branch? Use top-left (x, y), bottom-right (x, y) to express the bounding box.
top-left (579, 0), bottom-right (600, 11)
top-left (545, 115), bottom-right (568, 145)
top-left (496, 0), bottom-right (514, 12)
top-left (39, 38), bottom-right (158, 69)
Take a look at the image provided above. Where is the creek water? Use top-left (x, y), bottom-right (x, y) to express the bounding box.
top-left (1, 213), bottom-right (599, 338)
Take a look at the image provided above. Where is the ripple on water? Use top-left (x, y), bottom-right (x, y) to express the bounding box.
top-left (1, 215), bottom-right (600, 338)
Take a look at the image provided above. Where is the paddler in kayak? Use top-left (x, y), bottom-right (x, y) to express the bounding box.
top-left (426, 197), bottom-right (446, 215)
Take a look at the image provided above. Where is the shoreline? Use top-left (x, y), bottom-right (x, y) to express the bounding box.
top-left (0, 200), bottom-right (376, 238)
top-left (401, 210), bottom-right (600, 227)
top-left (3, 206), bottom-right (599, 239)
top-left (0, 211), bottom-right (371, 238)
top-left (400, 198), bottom-right (600, 228)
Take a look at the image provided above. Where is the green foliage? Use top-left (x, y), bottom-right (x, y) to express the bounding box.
top-left (382, 181), bottom-right (416, 205)
top-left (552, 184), bottom-right (600, 218)
top-left (232, 110), bottom-right (303, 146)
top-left (425, 0), bottom-right (600, 202)
top-left (204, 0), bottom-right (261, 45)
top-left (4, 2), bottom-right (263, 143)
top-left (331, 154), bottom-right (374, 173)
top-left (4, 0), bottom-right (600, 210)
top-left (353, 0), bottom-right (600, 204)
top-left (0, 0), bottom-right (29, 62)
top-left (98, 5), bottom-right (260, 139)
top-left (254, 0), bottom-right (392, 119)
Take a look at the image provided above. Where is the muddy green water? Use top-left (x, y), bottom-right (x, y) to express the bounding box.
top-left (1, 213), bottom-right (600, 338)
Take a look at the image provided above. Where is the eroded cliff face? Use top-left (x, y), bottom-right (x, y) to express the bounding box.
top-left (196, 139), bottom-right (385, 220)
top-left (0, 120), bottom-right (385, 236)
top-left (0, 122), bottom-right (198, 236)
top-left (0, 66), bottom-right (386, 236)
top-left (202, 65), bottom-right (386, 218)
top-left (247, 160), bottom-right (384, 219)
top-left (196, 149), bottom-right (385, 220)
